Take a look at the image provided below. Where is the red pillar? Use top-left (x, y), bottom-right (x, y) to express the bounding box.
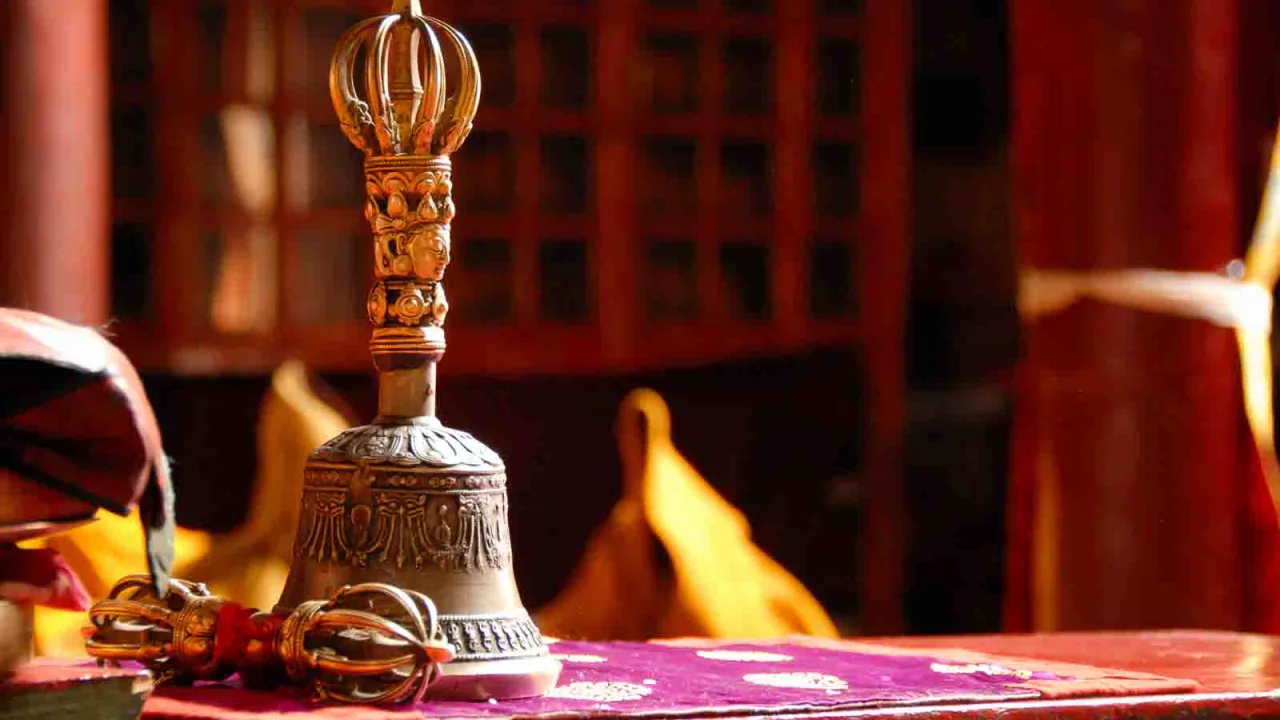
top-left (1006, 0), bottom-right (1250, 630)
top-left (0, 0), bottom-right (110, 325)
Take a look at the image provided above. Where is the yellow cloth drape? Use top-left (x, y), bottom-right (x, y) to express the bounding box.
top-left (535, 388), bottom-right (838, 640)
top-left (27, 514), bottom-right (211, 657)
top-left (28, 361), bottom-right (350, 656)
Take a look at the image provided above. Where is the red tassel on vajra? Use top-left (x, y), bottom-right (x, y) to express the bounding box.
top-left (212, 602), bottom-right (287, 667)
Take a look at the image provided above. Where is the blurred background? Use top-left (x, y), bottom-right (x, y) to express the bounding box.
top-left (4, 0), bottom-right (1280, 639)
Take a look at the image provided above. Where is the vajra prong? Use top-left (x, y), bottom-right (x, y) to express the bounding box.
top-left (83, 575), bottom-right (455, 704)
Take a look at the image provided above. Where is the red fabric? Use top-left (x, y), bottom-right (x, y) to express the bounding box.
top-left (212, 603), bottom-right (286, 667)
top-left (0, 309), bottom-right (168, 509)
top-left (0, 308), bottom-right (175, 593)
top-left (130, 638), bottom-right (1196, 719)
top-left (0, 546), bottom-right (90, 611)
top-left (5, 657), bottom-right (150, 690)
top-left (1, 383), bottom-right (149, 516)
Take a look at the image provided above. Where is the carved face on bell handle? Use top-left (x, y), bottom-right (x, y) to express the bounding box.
top-left (408, 224), bottom-right (451, 281)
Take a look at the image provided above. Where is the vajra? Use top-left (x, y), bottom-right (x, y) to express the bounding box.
top-left (83, 575), bottom-right (454, 704)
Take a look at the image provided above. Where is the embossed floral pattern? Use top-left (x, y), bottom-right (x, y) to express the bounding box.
top-left (312, 420), bottom-right (504, 468)
top-left (308, 488), bottom-right (510, 573)
top-left (147, 638), bottom-right (1170, 716)
top-left (742, 672), bottom-right (848, 691)
top-left (547, 681), bottom-right (653, 702)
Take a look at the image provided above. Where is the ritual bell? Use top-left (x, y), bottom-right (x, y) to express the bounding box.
top-left (275, 0), bottom-right (561, 699)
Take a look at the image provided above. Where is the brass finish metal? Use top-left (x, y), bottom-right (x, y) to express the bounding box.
top-left (84, 574), bottom-right (454, 704)
top-left (274, 1), bottom-right (559, 700)
top-left (86, 577), bottom-right (231, 682)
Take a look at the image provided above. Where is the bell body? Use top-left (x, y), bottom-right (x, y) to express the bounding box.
top-left (281, 3), bottom-right (561, 700)
top-left (276, 413), bottom-right (560, 699)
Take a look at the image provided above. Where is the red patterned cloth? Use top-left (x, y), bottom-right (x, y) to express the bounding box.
top-left (0, 308), bottom-right (175, 595)
top-left (0, 546), bottom-right (89, 611)
top-left (130, 637), bottom-right (1195, 719)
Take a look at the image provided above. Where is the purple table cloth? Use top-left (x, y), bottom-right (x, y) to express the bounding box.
top-left (140, 637), bottom-right (1198, 719)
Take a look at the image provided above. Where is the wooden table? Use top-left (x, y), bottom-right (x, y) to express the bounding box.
top-left (846, 630), bottom-right (1280, 718)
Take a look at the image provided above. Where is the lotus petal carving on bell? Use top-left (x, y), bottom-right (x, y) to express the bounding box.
top-left (313, 420), bottom-right (503, 469)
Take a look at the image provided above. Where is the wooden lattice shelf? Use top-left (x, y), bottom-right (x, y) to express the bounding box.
top-left (105, 0), bottom-right (901, 379)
